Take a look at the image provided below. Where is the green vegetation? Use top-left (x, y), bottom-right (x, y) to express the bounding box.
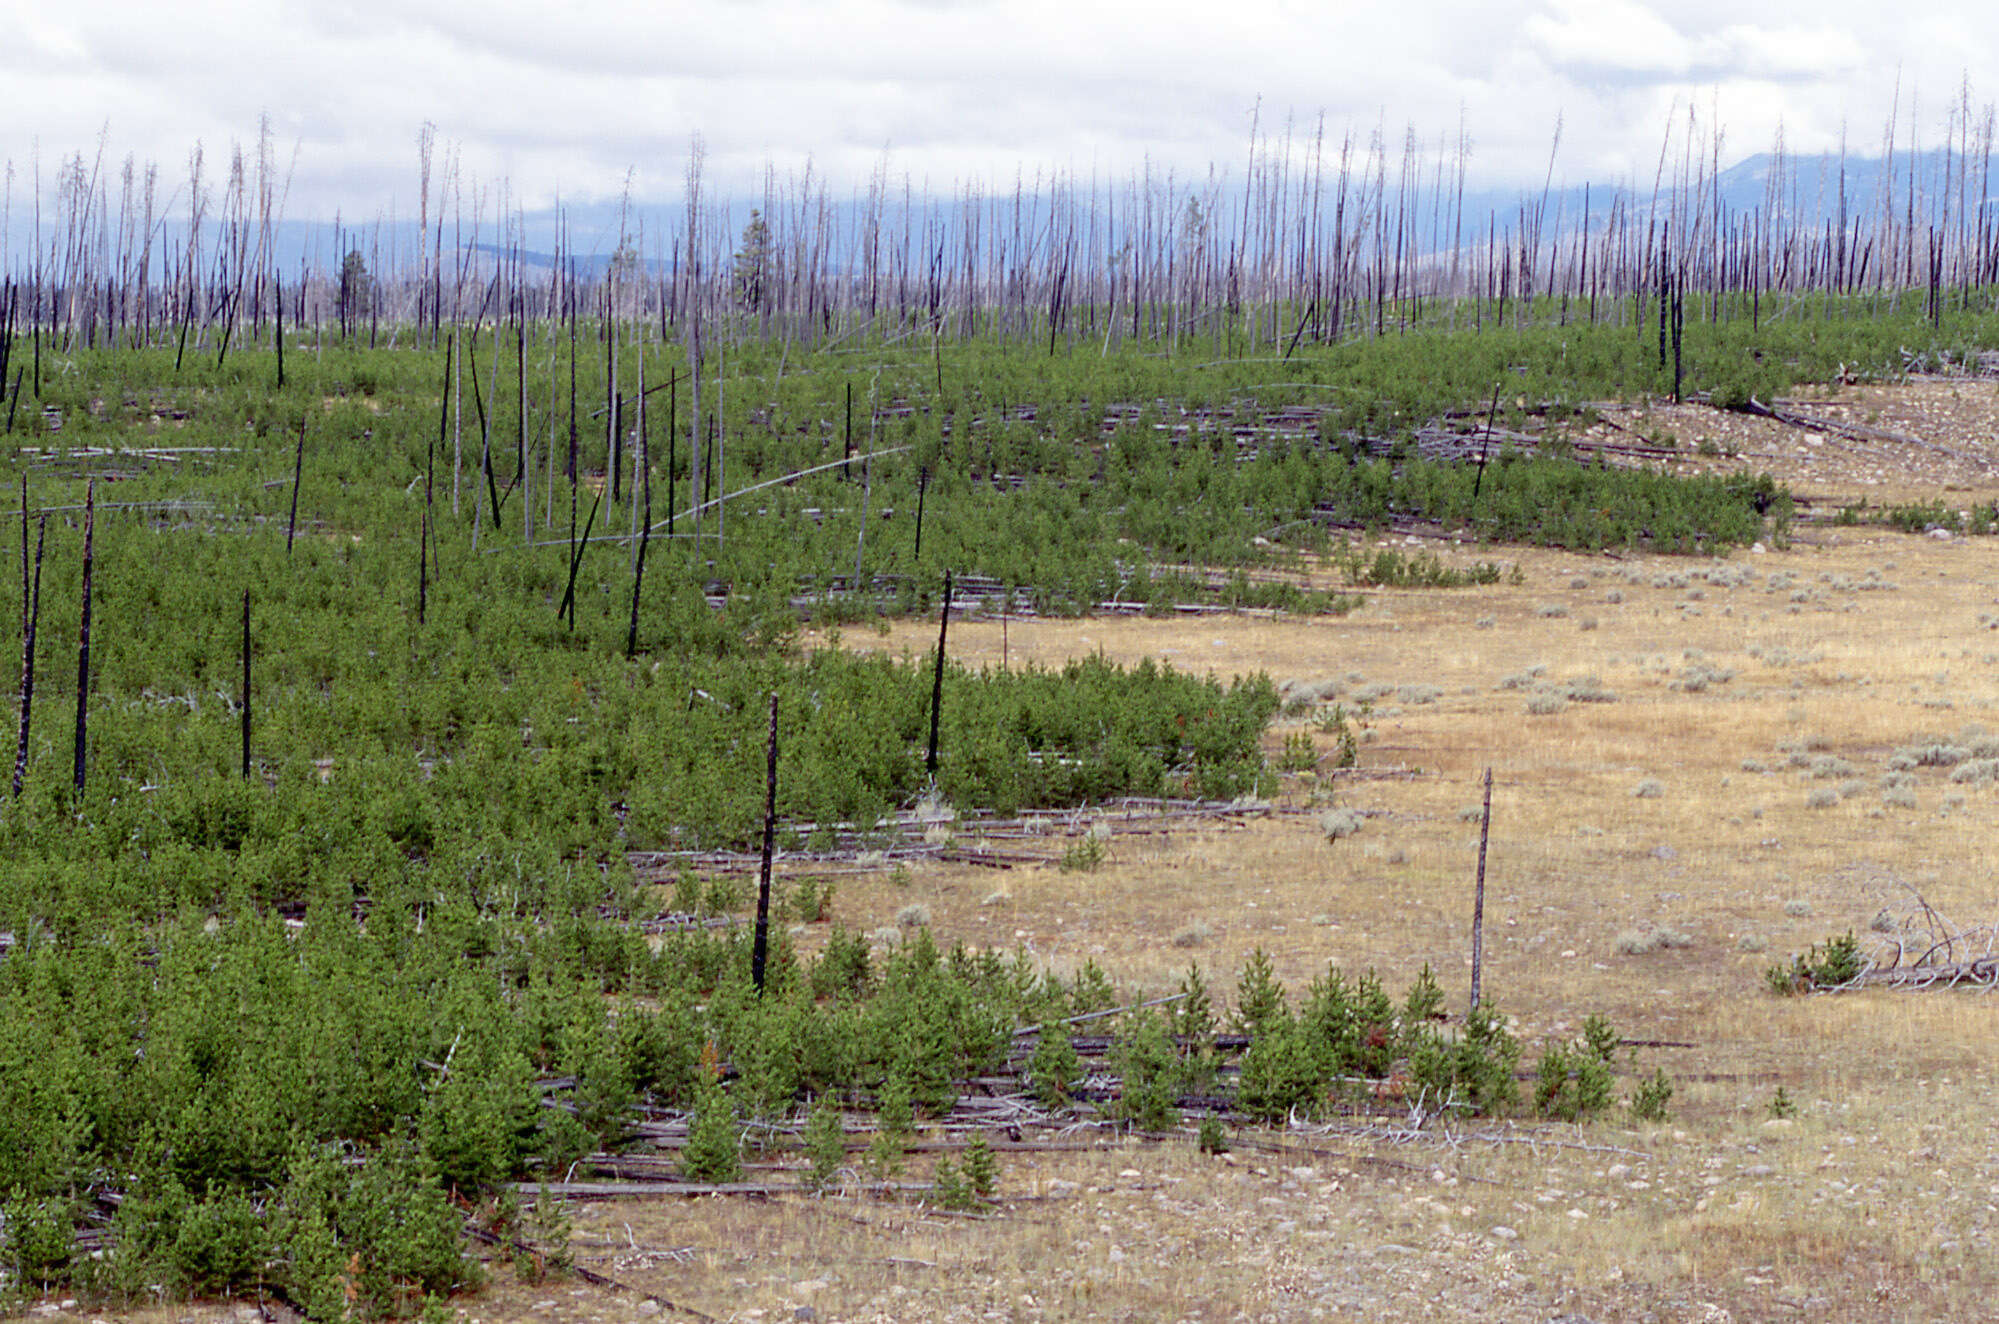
top-left (1533, 1015), bottom-right (1621, 1122)
top-left (0, 293), bottom-right (1961, 1311)
top-left (1833, 499), bottom-right (1999, 535)
top-left (1766, 931), bottom-right (1868, 994)
top-left (1233, 955), bottom-right (1525, 1123)
top-left (1629, 1067), bottom-right (1675, 1122)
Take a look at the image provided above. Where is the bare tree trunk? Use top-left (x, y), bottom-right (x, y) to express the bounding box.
top-left (519, 312), bottom-right (532, 546)
top-left (1469, 767), bottom-right (1493, 1011)
top-left (14, 509), bottom-right (44, 798)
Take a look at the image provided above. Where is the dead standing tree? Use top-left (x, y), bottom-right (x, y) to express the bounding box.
top-left (13, 498), bottom-right (44, 799)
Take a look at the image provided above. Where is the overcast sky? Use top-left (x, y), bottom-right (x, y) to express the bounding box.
top-left (3, 0), bottom-right (1994, 222)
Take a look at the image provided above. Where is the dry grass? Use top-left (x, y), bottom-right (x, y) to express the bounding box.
top-left (794, 609), bottom-right (1993, 1305)
top-left (707, 386), bottom-right (1999, 1321)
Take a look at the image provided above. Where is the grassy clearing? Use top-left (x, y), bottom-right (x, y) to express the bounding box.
top-left (752, 429), bottom-right (1999, 1319)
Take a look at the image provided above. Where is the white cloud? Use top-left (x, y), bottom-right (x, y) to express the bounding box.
top-left (1717, 24), bottom-right (1866, 82)
top-left (1525, 0), bottom-right (1702, 80)
top-left (1, 0), bottom-right (1994, 222)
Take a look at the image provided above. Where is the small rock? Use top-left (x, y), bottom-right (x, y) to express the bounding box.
top-left (635, 1303), bottom-right (662, 1318)
top-left (1743, 1164), bottom-right (1777, 1177)
top-left (1491, 1225), bottom-right (1520, 1241)
top-left (794, 1309), bottom-right (817, 1324)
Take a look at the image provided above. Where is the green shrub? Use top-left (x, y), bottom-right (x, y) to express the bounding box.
top-left (1058, 830), bottom-right (1110, 873)
top-left (930, 1155), bottom-right (975, 1210)
top-left (811, 926), bottom-right (875, 1001)
top-left (1629, 1068), bottom-right (1674, 1122)
top-left (961, 1133), bottom-right (998, 1198)
top-left (271, 1140), bottom-right (476, 1317)
top-left (1532, 1014), bottom-right (1620, 1123)
top-left (1533, 1042), bottom-right (1613, 1123)
top-left (681, 1076), bottom-right (743, 1183)
top-left (1766, 931), bottom-right (1865, 994)
top-left (1232, 948), bottom-right (1288, 1034)
top-left (1401, 963), bottom-right (1446, 1025)
top-left (1235, 1013), bottom-right (1322, 1123)
top-left (419, 1050), bottom-right (540, 1195)
top-left (1108, 1012), bottom-right (1181, 1132)
top-left (800, 1097), bottom-right (848, 1194)
top-left (1279, 731), bottom-right (1318, 772)
top-left (1406, 1002), bottom-right (1520, 1116)
top-left (1027, 1022), bottom-right (1083, 1108)
top-left (2, 1187), bottom-right (77, 1291)
top-left (1197, 1115), bottom-right (1229, 1154)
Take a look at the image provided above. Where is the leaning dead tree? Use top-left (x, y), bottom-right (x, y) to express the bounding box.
top-left (1781, 883), bottom-right (1999, 993)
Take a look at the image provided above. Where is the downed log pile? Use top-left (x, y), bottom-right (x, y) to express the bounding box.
top-left (630, 794), bottom-right (1297, 881)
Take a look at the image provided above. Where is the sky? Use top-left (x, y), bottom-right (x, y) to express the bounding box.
top-left (1, 0), bottom-right (1994, 225)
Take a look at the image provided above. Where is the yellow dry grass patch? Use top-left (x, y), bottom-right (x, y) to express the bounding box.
top-left (774, 504), bottom-right (1999, 1317)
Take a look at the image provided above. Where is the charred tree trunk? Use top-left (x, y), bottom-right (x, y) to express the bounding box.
top-left (13, 511), bottom-right (44, 798)
top-left (927, 571), bottom-right (952, 777)
top-left (751, 692), bottom-right (779, 994)
top-left (286, 417), bottom-right (305, 554)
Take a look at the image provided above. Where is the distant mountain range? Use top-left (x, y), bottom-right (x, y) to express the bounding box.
top-left (6, 150), bottom-right (1992, 280)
